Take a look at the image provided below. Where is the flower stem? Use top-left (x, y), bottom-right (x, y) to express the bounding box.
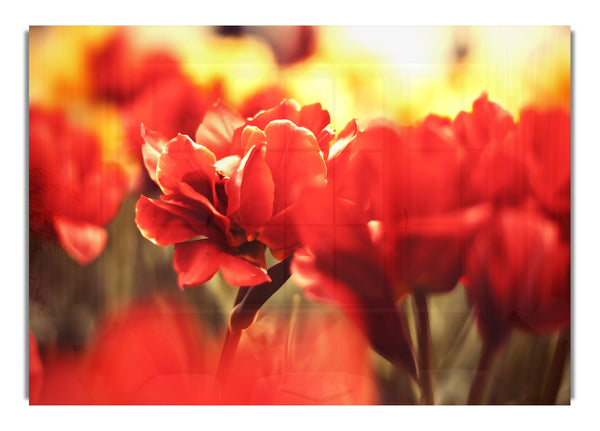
top-left (413, 289), bottom-right (434, 405)
top-left (216, 257), bottom-right (293, 383)
top-left (541, 328), bottom-right (570, 404)
top-left (216, 287), bottom-right (248, 382)
top-left (467, 338), bottom-right (498, 405)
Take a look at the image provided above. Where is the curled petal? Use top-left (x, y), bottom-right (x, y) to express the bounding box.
top-left (174, 240), bottom-right (270, 289)
top-left (156, 134), bottom-right (217, 196)
top-left (162, 181), bottom-right (231, 235)
top-left (53, 217), bottom-right (108, 265)
top-left (141, 124), bottom-right (168, 184)
top-left (326, 119), bottom-right (359, 194)
top-left (299, 103), bottom-right (333, 155)
top-left (226, 143), bottom-right (274, 236)
top-left (135, 196), bottom-right (218, 246)
top-left (248, 99), bottom-right (302, 130)
top-left (453, 93), bottom-right (515, 150)
top-left (195, 103), bottom-right (246, 159)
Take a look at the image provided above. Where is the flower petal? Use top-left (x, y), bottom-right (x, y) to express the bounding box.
top-left (53, 217), bottom-right (108, 265)
top-left (141, 123), bottom-right (168, 184)
top-left (293, 185), bottom-right (416, 376)
top-left (156, 134), bottom-right (217, 196)
top-left (226, 138), bottom-right (274, 236)
top-left (135, 196), bottom-right (217, 246)
top-left (195, 103), bottom-right (246, 159)
top-left (264, 120), bottom-right (327, 213)
top-left (174, 240), bottom-right (270, 288)
top-left (258, 204), bottom-right (300, 259)
top-left (248, 99), bottom-right (301, 130)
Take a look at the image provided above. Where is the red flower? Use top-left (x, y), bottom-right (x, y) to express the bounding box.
top-left (29, 106), bottom-right (129, 265)
top-left (463, 205), bottom-right (570, 344)
top-left (88, 28), bottom-right (222, 160)
top-left (292, 182), bottom-right (416, 376)
top-left (517, 107), bottom-right (571, 232)
top-left (31, 296), bottom-right (376, 405)
top-left (32, 297), bottom-right (219, 405)
top-left (453, 94), bottom-right (521, 207)
top-left (333, 115), bottom-right (490, 296)
top-left (224, 310), bottom-right (377, 405)
top-left (135, 99), bottom-right (331, 288)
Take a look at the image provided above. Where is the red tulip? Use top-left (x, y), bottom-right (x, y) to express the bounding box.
top-left (338, 116), bottom-right (489, 296)
top-left (518, 107), bottom-right (571, 233)
top-left (135, 100), bottom-right (331, 288)
top-left (292, 182), bottom-right (416, 376)
top-left (29, 106), bottom-right (129, 265)
top-left (463, 206), bottom-right (570, 344)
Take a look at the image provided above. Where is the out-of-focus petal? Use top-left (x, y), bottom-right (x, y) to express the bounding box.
top-left (264, 120), bottom-right (327, 214)
top-left (195, 103), bottom-right (246, 160)
top-left (174, 240), bottom-right (270, 288)
top-left (464, 206), bottom-right (570, 343)
top-left (294, 184), bottom-right (415, 376)
top-left (78, 162), bottom-right (129, 227)
top-left (248, 99), bottom-right (302, 130)
top-left (53, 217), bottom-right (108, 265)
top-left (519, 108), bottom-right (571, 217)
top-left (453, 93), bottom-right (515, 150)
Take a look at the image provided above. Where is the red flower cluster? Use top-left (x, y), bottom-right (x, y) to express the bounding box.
top-left (458, 98), bottom-right (571, 344)
top-left (135, 99), bottom-right (333, 288)
top-left (29, 106), bottom-right (129, 265)
top-left (88, 28), bottom-right (222, 159)
top-left (293, 94), bottom-right (570, 348)
top-left (135, 94), bottom-right (570, 374)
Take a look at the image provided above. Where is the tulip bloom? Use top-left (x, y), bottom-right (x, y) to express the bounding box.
top-left (332, 114), bottom-right (490, 297)
top-left (135, 99), bottom-right (332, 288)
top-left (29, 106), bottom-right (128, 265)
top-left (463, 206), bottom-right (570, 344)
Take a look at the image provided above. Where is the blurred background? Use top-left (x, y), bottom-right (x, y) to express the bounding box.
top-left (28, 26), bottom-right (570, 404)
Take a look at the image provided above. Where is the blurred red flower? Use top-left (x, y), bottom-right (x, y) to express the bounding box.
top-left (29, 106), bottom-right (129, 265)
top-left (463, 205), bottom-right (570, 344)
top-left (135, 99), bottom-right (331, 288)
top-left (518, 107), bottom-right (571, 237)
top-left (325, 114), bottom-right (489, 297)
top-left (224, 310), bottom-right (377, 405)
top-left (32, 297), bottom-right (376, 405)
top-left (33, 297), bottom-right (220, 405)
top-left (88, 28), bottom-right (222, 160)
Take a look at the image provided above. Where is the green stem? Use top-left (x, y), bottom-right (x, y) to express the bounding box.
top-left (413, 289), bottom-right (434, 405)
top-left (541, 328), bottom-right (570, 404)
